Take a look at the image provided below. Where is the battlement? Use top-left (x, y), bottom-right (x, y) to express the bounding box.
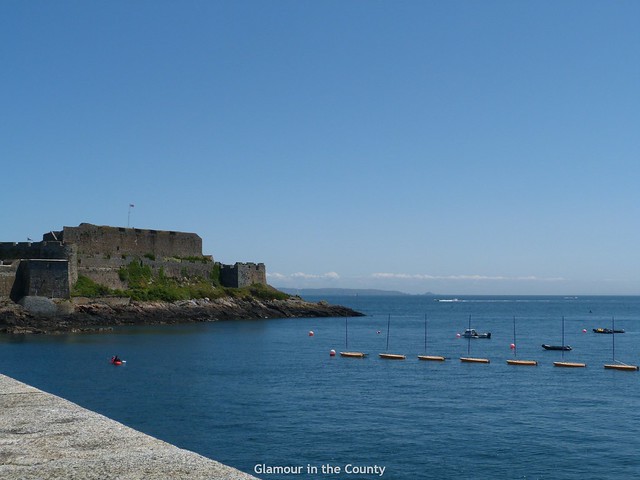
top-left (0, 241), bottom-right (70, 261)
top-left (50, 223), bottom-right (202, 258)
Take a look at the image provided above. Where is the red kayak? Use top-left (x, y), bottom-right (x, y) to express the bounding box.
top-left (110, 357), bottom-right (126, 366)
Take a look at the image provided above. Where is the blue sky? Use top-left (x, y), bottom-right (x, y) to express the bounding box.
top-left (2, 1), bottom-right (639, 295)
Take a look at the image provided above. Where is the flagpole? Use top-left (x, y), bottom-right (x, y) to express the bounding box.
top-left (128, 204), bottom-right (134, 228)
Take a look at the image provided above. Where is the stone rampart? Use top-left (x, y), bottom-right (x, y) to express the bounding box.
top-left (0, 241), bottom-right (69, 261)
top-left (54, 223), bottom-right (203, 258)
top-left (76, 255), bottom-right (216, 290)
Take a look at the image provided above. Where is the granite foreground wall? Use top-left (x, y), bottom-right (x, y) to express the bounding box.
top-left (0, 374), bottom-right (259, 480)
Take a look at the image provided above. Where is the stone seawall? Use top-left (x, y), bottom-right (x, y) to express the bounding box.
top-left (0, 374), bottom-right (259, 480)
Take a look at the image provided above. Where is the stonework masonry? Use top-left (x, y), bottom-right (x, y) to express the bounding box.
top-left (221, 263), bottom-right (267, 288)
top-left (12, 260), bottom-right (71, 300)
top-left (0, 223), bottom-right (267, 300)
top-left (45, 223), bottom-right (202, 258)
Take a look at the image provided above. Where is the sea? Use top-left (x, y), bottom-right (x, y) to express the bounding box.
top-left (1, 295), bottom-right (639, 480)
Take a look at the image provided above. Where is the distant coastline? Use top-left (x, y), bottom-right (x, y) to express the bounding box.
top-left (278, 287), bottom-right (435, 297)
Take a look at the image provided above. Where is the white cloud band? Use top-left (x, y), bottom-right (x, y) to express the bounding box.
top-left (371, 273), bottom-right (564, 282)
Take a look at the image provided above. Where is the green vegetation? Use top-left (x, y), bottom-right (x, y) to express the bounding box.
top-left (170, 255), bottom-right (212, 264)
top-left (209, 263), bottom-right (221, 286)
top-left (246, 283), bottom-right (290, 300)
top-left (72, 260), bottom-right (288, 303)
top-left (72, 276), bottom-right (117, 297)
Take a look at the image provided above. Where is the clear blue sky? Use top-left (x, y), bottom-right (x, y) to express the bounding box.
top-left (2, 1), bottom-right (638, 295)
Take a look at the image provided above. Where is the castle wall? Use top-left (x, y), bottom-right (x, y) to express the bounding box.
top-left (58, 223), bottom-right (203, 259)
top-left (220, 263), bottom-right (266, 288)
top-left (77, 255), bottom-right (217, 290)
top-left (0, 241), bottom-right (69, 261)
top-left (0, 262), bottom-right (19, 298)
top-left (10, 260), bottom-right (70, 301)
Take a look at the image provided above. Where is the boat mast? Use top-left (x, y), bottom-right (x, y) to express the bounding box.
top-left (513, 316), bottom-right (517, 358)
top-left (467, 315), bottom-right (471, 356)
top-left (345, 316), bottom-right (348, 350)
top-left (612, 316), bottom-right (616, 362)
top-left (424, 314), bottom-right (427, 354)
top-left (561, 316), bottom-right (565, 360)
top-left (386, 314), bottom-right (391, 352)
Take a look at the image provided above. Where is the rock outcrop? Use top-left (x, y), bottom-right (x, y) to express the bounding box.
top-left (0, 297), bottom-right (363, 334)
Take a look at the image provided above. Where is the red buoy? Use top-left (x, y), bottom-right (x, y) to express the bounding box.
top-left (309, 331), bottom-right (314, 337)
top-left (329, 349), bottom-right (336, 357)
top-left (510, 343), bottom-right (516, 350)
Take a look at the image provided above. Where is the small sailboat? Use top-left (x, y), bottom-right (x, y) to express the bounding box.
top-left (340, 316), bottom-right (367, 358)
top-left (379, 314), bottom-right (406, 360)
top-left (553, 316), bottom-right (586, 368)
top-left (604, 317), bottom-right (638, 371)
top-left (417, 314), bottom-right (445, 361)
top-left (506, 317), bottom-right (537, 366)
top-left (542, 344), bottom-right (572, 351)
top-left (460, 315), bottom-right (490, 363)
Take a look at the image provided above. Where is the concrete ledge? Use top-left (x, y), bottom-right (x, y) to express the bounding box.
top-left (0, 374), bottom-right (259, 479)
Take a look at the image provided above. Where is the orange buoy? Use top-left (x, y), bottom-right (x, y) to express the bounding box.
top-left (329, 349), bottom-right (336, 357)
top-left (309, 331), bottom-right (314, 336)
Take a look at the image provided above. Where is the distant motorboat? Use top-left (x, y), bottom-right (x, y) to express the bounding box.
top-left (462, 328), bottom-right (491, 339)
top-left (593, 328), bottom-right (625, 334)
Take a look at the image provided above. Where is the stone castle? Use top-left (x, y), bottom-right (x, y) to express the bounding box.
top-left (0, 223), bottom-right (266, 302)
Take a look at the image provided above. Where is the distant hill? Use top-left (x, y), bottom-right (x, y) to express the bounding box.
top-left (278, 288), bottom-right (434, 297)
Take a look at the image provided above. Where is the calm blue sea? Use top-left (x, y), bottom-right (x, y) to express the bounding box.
top-left (1, 295), bottom-right (640, 480)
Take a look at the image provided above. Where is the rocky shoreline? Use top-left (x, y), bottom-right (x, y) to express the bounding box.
top-left (0, 297), bottom-right (364, 334)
